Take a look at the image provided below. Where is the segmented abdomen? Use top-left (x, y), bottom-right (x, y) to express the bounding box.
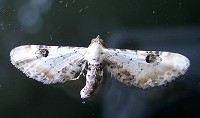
top-left (80, 62), bottom-right (103, 98)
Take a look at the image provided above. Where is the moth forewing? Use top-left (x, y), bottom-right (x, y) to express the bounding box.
top-left (104, 49), bottom-right (190, 88)
top-left (10, 45), bottom-right (87, 84)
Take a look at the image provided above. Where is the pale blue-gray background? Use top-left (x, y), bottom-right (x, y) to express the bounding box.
top-left (0, 0), bottom-right (199, 118)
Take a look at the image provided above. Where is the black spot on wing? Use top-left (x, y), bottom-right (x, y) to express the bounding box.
top-left (39, 49), bottom-right (49, 57)
top-left (145, 52), bottom-right (161, 64)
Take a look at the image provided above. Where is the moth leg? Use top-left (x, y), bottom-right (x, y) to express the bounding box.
top-left (73, 61), bottom-right (86, 80)
top-left (82, 72), bottom-right (86, 77)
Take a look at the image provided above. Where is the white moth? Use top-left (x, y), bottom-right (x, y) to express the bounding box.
top-left (10, 35), bottom-right (190, 99)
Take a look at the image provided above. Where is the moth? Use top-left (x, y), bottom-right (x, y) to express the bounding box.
top-left (10, 35), bottom-right (190, 99)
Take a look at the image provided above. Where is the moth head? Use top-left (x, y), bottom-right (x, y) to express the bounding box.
top-left (91, 35), bottom-right (104, 45)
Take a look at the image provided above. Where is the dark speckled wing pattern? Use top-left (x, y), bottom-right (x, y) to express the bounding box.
top-left (10, 45), bottom-right (87, 84)
top-left (103, 48), bottom-right (190, 89)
